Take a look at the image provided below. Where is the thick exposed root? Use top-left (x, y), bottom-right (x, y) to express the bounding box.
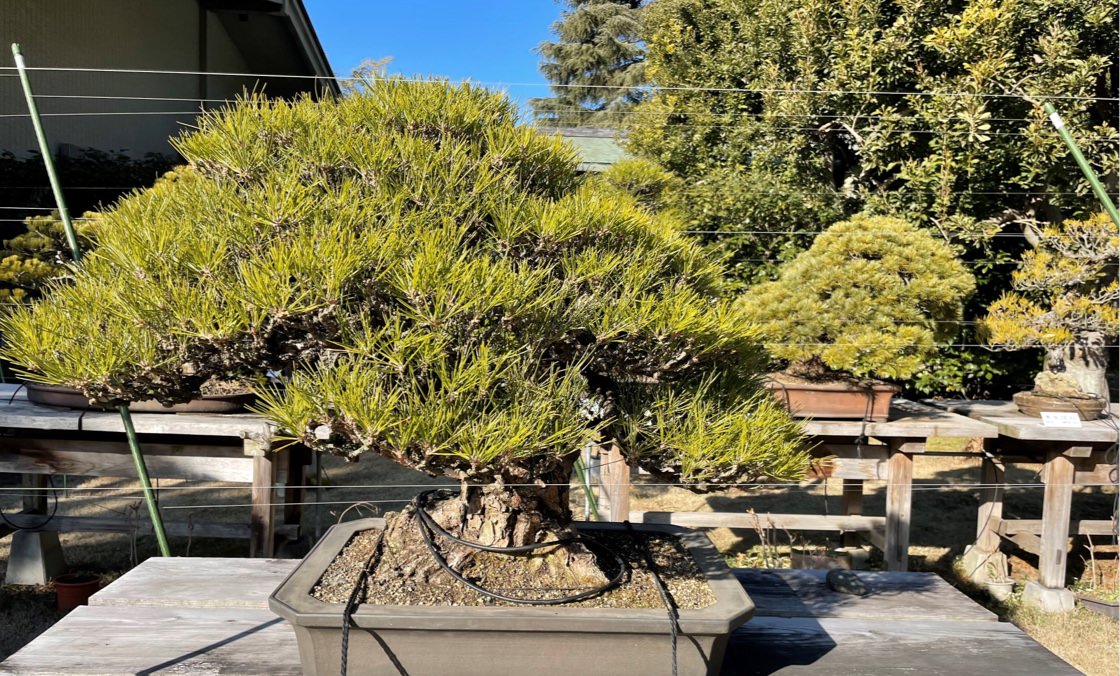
top-left (369, 485), bottom-right (609, 598)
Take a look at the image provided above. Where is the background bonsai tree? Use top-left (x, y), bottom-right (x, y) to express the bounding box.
top-left (739, 214), bottom-right (975, 381)
top-left (1, 79), bottom-right (806, 589)
top-left (982, 213), bottom-right (1117, 400)
top-left (0, 211), bottom-right (98, 303)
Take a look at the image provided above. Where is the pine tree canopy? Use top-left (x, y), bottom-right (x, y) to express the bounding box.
top-left (739, 215), bottom-right (975, 380)
top-left (531, 0), bottom-right (648, 127)
top-left (1, 79), bottom-right (807, 488)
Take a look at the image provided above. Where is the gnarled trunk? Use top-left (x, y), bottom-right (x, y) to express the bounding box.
top-left (1044, 332), bottom-right (1110, 400)
top-left (371, 471), bottom-right (608, 595)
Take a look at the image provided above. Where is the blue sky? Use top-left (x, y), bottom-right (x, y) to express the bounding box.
top-left (302, 1), bottom-right (562, 111)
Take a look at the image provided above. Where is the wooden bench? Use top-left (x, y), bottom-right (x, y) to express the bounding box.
top-left (611, 399), bottom-right (1000, 571)
top-left (0, 384), bottom-right (307, 558)
top-left (0, 557), bottom-right (1077, 674)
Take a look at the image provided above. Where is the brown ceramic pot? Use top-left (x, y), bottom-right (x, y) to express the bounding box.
top-left (764, 377), bottom-right (898, 421)
top-left (1012, 390), bottom-right (1107, 421)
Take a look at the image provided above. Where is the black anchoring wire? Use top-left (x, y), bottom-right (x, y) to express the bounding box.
top-left (0, 474), bottom-right (59, 532)
top-left (340, 529), bottom-right (385, 676)
top-left (412, 488), bottom-right (628, 605)
top-left (625, 520), bottom-right (681, 676)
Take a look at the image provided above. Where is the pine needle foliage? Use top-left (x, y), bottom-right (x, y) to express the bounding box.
top-left (531, 0), bottom-right (648, 127)
top-left (739, 215), bottom-right (975, 380)
top-left (2, 79), bottom-right (807, 487)
top-left (983, 213), bottom-right (1118, 350)
top-left (0, 211), bottom-right (98, 302)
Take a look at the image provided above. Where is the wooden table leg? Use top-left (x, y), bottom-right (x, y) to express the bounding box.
top-left (841, 478), bottom-right (864, 548)
top-left (885, 444), bottom-right (914, 572)
top-left (599, 443), bottom-right (631, 523)
top-left (976, 451), bottom-right (1005, 554)
top-left (247, 439), bottom-right (276, 558)
top-left (22, 474), bottom-right (48, 514)
top-left (1039, 449), bottom-right (1075, 589)
top-left (283, 446), bottom-right (309, 530)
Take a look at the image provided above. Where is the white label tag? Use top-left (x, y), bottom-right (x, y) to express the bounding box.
top-left (1040, 411), bottom-right (1082, 428)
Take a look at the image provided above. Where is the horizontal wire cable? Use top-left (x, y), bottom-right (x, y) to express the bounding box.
top-left (5, 109), bottom-right (1115, 140)
top-left (0, 111), bottom-right (200, 118)
top-left (1, 66), bottom-right (1117, 102)
top-left (2, 480), bottom-right (1114, 493)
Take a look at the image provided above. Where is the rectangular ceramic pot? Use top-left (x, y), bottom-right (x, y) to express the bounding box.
top-left (269, 518), bottom-right (754, 676)
top-left (764, 379), bottom-right (898, 421)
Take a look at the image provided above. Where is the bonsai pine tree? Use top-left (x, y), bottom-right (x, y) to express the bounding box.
top-left (739, 214), bottom-right (975, 381)
top-left (1, 79), bottom-right (806, 588)
top-left (983, 213), bottom-right (1118, 400)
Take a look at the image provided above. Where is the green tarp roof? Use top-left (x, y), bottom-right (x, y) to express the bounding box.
top-left (537, 127), bottom-right (629, 172)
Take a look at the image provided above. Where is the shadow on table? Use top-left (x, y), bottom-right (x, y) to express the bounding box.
top-left (721, 568), bottom-right (942, 675)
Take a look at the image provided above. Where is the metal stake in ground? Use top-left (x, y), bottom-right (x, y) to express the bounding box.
top-left (10, 42), bottom-right (171, 557)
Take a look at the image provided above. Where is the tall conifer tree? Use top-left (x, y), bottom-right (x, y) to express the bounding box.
top-left (531, 0), bottom-right (647, 127)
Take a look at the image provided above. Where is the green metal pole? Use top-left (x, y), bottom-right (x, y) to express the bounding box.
top-left (12, 43), bottom-right (171, 556)
top-left (120, 405), bottom-right (171, 556)
top-left (10, 44), bottom-right (81, 261)
top-left (1043, 102), bottom-right (1120, 229)
top-left (573, 453), bottom-right (601, 522)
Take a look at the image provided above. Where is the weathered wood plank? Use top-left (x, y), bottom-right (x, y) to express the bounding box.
top-left (1002, 518), bottom-right (1117, 536)
top-left (931, 399), bottom-right (1120, 444)
top-left (0, 441), bottom-right (254, 482)
top-left (600, 443), bottom-right (631, 523)
top-left (723, 616), bottom-right (1079, 675)
top-left (840, 479), bottom-right (863, 548)
top-left (0, 513), bottom-right (277, 540)
top-left (0, 384), bottom-right (275, 440)
top-left (1040, 451), bottom-right (1076, 588)
top-left (800, 399), bottom-right (998, 440)
top-left (734, 569), bottom-right (995, 622)
top-left (976, 455), bottom-right (1005, 553)
top-left (90, 558), bottom-right (298, 609)
top-left (884, 447), bottom-right (913, 572)
top-left (0, 605), bottom-right (301, 675)
top-left (250, 450), bottom-right (276, 558)
top-left (629, 511), bottom-right (886, 533)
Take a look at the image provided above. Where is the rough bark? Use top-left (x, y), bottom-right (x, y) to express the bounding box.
top-left (371, 475), bottom-right (609, 595)
top-left (1044, 332), bottom-right (1110, 400)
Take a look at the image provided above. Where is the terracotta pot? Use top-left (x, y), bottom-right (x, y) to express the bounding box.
top-left (764, 377), bottom-right (898, 421)
top-left (1012, 390), bottom-right (1107, 421)
top-left (25, 382), bottom-right (254, 414)
top-left (270, 518), bottom-right (754, 676)
top-left (54, 573), bottom-right (101, 610)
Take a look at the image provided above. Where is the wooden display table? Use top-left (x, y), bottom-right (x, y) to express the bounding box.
top-left (0, 557), bottom-right (1077, 674)
top-left (0, 384), bottom-right (304, 558)
top-left (608, 399), bottom-right (998, 571)
top-left (931, 400), bottom-right (1118, 609)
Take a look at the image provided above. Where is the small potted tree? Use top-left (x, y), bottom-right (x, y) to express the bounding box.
top-left (983, 213), bottom-right (1116, 419)
top-left (1, 80), bottom-right (808, 674)
top-left (739, 214), bottom-right (975, 420)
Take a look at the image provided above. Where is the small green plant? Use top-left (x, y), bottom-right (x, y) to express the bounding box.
top-left (982, 213), bottom-right (1118, 399)
top-left (739, 214), bottom-right (975, 381)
